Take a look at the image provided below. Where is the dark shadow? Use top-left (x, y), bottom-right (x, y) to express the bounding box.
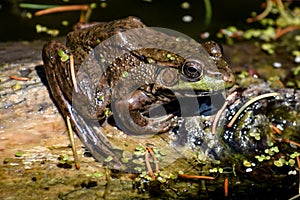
top-left (35, 65), bottom-right (49, 87)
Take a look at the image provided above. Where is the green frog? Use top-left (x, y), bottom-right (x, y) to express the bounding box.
top-left (42, 16), bottom-right (235, 137)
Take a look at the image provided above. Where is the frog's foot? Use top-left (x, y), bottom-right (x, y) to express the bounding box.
top-left (145, 114), bottom-right (174, 134)
top-left (112, 101), bottom-right (174, 136)
top-left (131, 110), bottom-right (174, 134)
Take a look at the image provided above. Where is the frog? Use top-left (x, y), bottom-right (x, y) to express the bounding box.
top-left (42, 16), bottom-right (235, 138)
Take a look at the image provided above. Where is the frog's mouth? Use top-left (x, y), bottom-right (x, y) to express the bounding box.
top-left (174, 89), bottom-right (224, 98)
top-left (144, 89), bottom-right (225, 117)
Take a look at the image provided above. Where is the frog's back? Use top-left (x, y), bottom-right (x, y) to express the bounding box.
top-left (66, 16), bottom-right (145, 51)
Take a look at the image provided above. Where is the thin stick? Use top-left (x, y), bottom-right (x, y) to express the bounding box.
top-left (271, 124), bottom-right (282, 135)
top-left (227, 92), bottom-right (281, 128)
top-left (203, 0), bottom-right (212, 25)
top-left (212, 91), bottom-right (237, 134)
top-left (284, 139), bottom-right (300, 148)
top-left (273, 138), bottom-right (300, 148)
top-left (66, 116), bottom-right (80, 169)
top-left (274, 26), bottom-right (300, 39)
top-left (69, 54), bottom-right (78, 93)
top-left (289, 194), bottom-right (300, 200)
top-left (224, 177), bottom-right (229, 197)
top-left (297, 156), bottom-right (300, 194)
top-left (145, 150), bottom-right (155, 179)
top-left (19, 3), bottom-right (58, 9)
top-left (35, 5), bottom-right (89, 16)
top-left (246, 0), bottom-right (273, 23)
top-left (178, 174), bottom-right (215, 180)
top-left (9, 75), bottom-right (30, 81)
top-left (146, 146), bottom-right (159, 173)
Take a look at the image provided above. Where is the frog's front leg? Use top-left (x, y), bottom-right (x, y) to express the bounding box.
top-left (112, 90), bottom-right (174, 136)
top-left (42, 41), bottom-right (73, 118)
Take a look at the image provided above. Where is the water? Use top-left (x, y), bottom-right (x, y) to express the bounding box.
top-left (0, 0), bottom-right (262, 42)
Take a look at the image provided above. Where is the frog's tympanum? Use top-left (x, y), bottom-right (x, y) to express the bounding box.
top-left (42, 16), bottom-right (235, 166)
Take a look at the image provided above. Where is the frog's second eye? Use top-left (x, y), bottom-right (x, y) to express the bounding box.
top-left (181, 60), bottom-right (204, 82)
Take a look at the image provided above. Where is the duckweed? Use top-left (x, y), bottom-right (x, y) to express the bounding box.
top-left (255, 154), bottom-right (271, 162)
top-left (3, 158), bottom-right (10, 164)
top-left (249, 132), bottom-right (261, 140)
top-left (121, 71), bottom-right (128, 78)
top-left (132, 158), bottom-right (144, 165)
top-left (209, 168), bottom-right (218, 173)
top-left (134, 146), bottom-right (147, 156)
top-left (104, 156), bottom-right (113, 162)
top-left (121, 157), bottom-right (128, 163)
top-left (209, 167), bottom-right (224, 173)
top-left (243, 160), bottom-right (252, 167)
top-left (12, 83), bottom-right (22, 91)
top-left (261, 43), bottom-right (275, 54)
top-left (265, 147), bottom-right (278, 155)
top-left (15, 152), bottom-right (24, 157)
top-left (178, 170), bottom-right (184, 175)
top-left (57, 50), bottom-right (69, 62)
top-left (134, 167), bottom-right (143, 172)
top-left (274, 158), bottom-right (286, 167)
top-left (61, 20), bottom-right (69, 26)
top-left (290, 152), bottom-right (300, 159)
top-left (157, 176), bottom-right (166, 183)
top-left (93, 172), bottom-right (104, 177)
top-left (181, 2), bottom-right (190, 9)
top-left (168, 55), bottom-right (176, 60)
top-left (147, 58), bottom-right (153, 64)
top-left (288, 159), bottom-right (296, 166)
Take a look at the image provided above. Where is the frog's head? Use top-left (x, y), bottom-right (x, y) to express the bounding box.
top-left (154, 57), bottom-right (235, 97)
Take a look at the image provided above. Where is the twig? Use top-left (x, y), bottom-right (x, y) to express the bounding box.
top-left (271, 124), bottom-right (282, 135)
top-left (145, 150), bottom-right (155, 179)
top-left (212, 91), bottom-right (237, 134)
top-left (203, 0), bottom-right (212, 25)
top-left (69, 54), bottom-right (78, 93)
top-left (297, 156), bottom-right (300, 194)
top-left (273, 138), bottom-right (300, 148)
top-left (66, 116), bottom-right (80, 169)
top-left (227, 92), bottom-right (281, 128)
top-left (284, 139), bottom-right (300, 148)
top-left (19, 3), bottom-right (57, 9)
top-left (224, 177), bottom-right (229, 197)
top-left (274, 26), bottom-right (300, 39)
top-left (247, 0), bottom-right (273, 23)
top-left (9, 75), bottom-right (30, 81)
top-left (146, 146), bottom-right (159, 172)
top-left (178, 174), bottom-right (215, 180)
top-left (289, 194), bottom-right (300, 200)
top-left (35, 5), bottom-right (89, 16)
top-left (145, 146), bottom-right (159, 180)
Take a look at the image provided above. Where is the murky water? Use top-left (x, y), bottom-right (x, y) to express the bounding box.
top-left (0, 0), bottom-right (263, 42)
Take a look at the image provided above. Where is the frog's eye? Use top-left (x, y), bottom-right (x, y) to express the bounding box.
top-left (181, 59), bottom-right (204, 82)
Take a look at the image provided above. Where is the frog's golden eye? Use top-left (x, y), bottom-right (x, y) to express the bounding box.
top-left (181, 59), bottom-right (204, 82)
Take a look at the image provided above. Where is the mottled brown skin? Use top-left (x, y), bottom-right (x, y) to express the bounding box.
top-left (42, 16), bottom-right (235, 136)
top-left (203, 41), bottom-right (235, 87)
